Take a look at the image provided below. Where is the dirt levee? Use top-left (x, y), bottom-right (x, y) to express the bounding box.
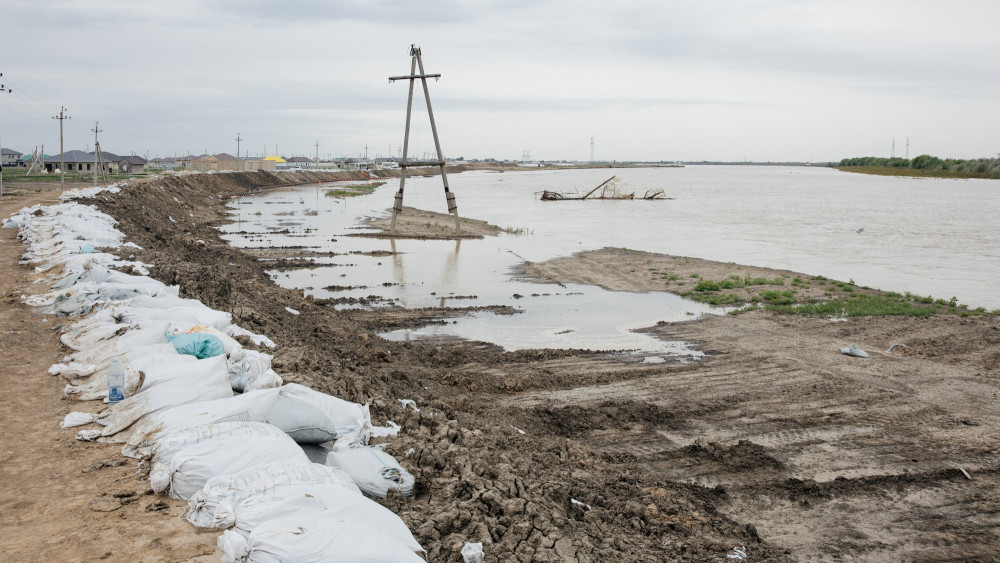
top-left (3, 170), bottom-right (998, 562)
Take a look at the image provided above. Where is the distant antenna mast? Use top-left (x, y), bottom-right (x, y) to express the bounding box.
top-left (590, 136), bottom-right (595, 163)
top-left (314, 140), bottom-right (320, 164)
top-left (906, 137), bottom-right (910, 160)
top-left (235, 133), bottom-right (243, 171)
top-left (388, 45), bottom-right (461, 234)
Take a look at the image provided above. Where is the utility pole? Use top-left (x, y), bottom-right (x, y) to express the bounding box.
top-left (235, 133), bottom-right (243, 171)
top-left (891, 137), bottom-right (895, 159)
top-left (26, 145), bottom-right (43, 175)
top-left (0, 72), bottom-right (12, 197)
top-left (52, 106), bottom-right (70, 190)
top-left (314, 140), bottom-right (320, 164)
top-left (388, 45), bottom-right (461, 234)
top-left (590, 136), bottom-right (595, 163)
top-left (906, 137), bottom-right (910, 160)
top-left (91, 121), bottom-right (109, 187)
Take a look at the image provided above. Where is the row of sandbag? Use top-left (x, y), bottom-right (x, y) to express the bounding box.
top-left (5, 198), bottom-right (423, 562)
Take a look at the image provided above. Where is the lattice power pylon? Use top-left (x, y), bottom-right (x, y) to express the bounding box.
top-left (388, 45), bottom-right (460, 234)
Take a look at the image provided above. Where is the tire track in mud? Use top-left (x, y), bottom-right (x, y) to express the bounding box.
top-left (502, 347), bottom-right (1000, 560)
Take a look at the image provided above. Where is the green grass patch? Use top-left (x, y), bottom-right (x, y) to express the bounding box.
top-left (837, 166), bottom-right (997, 180)
top-left (323, 181), bottom-right (386, 198)
top-left (766, 293), bottom-right (992, 318)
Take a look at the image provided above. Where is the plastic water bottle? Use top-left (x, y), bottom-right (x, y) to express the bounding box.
top-left (107, 358), bottom-right (125, 406)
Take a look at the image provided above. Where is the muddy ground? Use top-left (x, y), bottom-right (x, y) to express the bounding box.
top-left (2, 170), bottom-right (998, 562)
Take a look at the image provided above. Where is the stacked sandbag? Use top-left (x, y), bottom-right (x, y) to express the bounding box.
top-left (323, 441), bottom-right (416, 499)
top-left (149, 422), bottom-right (310, 499)
top-left (217, 516), bottom-right (426, 563)
top-left (185, 462), bottom-right (363, 528)
top-left (5, 191), bottom-right (423, 560)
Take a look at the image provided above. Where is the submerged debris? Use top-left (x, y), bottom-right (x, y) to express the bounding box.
top-left (539, 176), bottom-right (671, 201)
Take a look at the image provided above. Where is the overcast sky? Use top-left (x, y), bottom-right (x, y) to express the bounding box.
top-left (2, 0), bottom-right (998, 162)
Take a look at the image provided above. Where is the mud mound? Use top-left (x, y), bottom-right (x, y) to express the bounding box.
top-left (529, 401), bottom-right (676, 437)
top-left (680, 441), bottom-right (784, 471)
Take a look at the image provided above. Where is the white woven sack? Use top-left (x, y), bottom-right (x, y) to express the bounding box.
top-left (324, 442), bottom-right (415, 499)
top-left (217, 515), bottom-right (426, 563)
top-left (212, 486), bottom-right (423, 555)
top-left (122, 389), bottom-right (282, 458)
top-left (185, 462), bottom-right (360, 528)
top-left (135, 354), bottom-right (228, 392)
top-left (278, 383), bottom-right (371, 443)
top-left (88, 358), bottom-right (233, 439)
top-left (149, 422), bottom-right (308, 500)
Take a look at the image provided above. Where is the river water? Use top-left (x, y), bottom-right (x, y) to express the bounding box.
top-left (219, 166), bottom-right (1000, 354)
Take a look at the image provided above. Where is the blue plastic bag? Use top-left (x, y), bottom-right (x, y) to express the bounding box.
top-left (166, 331), bottom-right (225, 359)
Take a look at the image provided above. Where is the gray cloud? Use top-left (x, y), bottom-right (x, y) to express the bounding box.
top-left (2, 0), bottom-right (998, 161)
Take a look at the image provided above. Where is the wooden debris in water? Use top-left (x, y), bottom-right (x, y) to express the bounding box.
top-left (538, 176), bottom-right (671, 201)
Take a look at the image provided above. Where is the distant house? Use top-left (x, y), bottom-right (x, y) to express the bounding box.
top-left (119, 156), bottom-right (147, 174)
top-left (1, 147), bottom-right (23, 168)
top-left (44, 150), bottom-right (118, 173)
top-left (285, 156), bottom-right (313, 164)
top-left (190, 153), bottom-right (275, 172)
top-left (344, 158), bottom-right (372, 171)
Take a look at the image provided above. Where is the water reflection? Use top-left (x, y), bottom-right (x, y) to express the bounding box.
top-left (218, 166), bottom-right (1000, 352)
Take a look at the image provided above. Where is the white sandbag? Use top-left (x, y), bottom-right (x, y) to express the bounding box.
top-left (149, 422), bottom-right (309, 500)
top-left (217, 515), bottom-right (425, 563)
top-left (278, 383), bottom-right (371, 444)
top-left (113, 307), bottom-right (203, 332)
top-left (89, 360), bottom-right (234, 438)
top-left (61, 411), bottom-right (99, 428)
top-left (125, 295), bottom-right (232, 330)
top-left (211, 488), bottom-right (423, 556)
top-left (59, 343), bottom-right (180, 399)
top-left (324, 442), bottom-right (415, 499)
top-left (227, 349), bottom-right (281, 392)
top-left (123, 389), bottom-right (282, 457)
top-left (135, 355), bottom-right (228, 392)
top-left (225, 324), bottom-right (275, 348)
top-left (49, 342), bottom-right (182, 386)
top-left (59, 319), bottom-right (124, 351)
top-left (185, 462), bottom-right (361, 528)
top-left (265, 395), bottom-right (337, 444)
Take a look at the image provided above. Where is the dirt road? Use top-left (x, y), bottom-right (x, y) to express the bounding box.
top-left (0, 181), bottom-right (219, 562)
top-left (2, 171), bottom-right (997, 562)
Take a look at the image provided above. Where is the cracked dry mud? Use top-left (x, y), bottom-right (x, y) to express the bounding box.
top-left (3, 170), bottom-right (998, 562)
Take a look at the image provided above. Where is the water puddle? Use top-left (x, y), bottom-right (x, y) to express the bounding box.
top-left (219, 176), bottom-right (723, 356)
top-left (380, 283), bottom-right (715, 355)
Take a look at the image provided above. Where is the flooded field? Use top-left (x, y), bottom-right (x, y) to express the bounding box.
top-left (219, 166), bottom-right (1000, 352)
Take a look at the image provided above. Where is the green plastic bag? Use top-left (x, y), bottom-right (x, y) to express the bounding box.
top-left (166, 331), bottom-right (225, 359)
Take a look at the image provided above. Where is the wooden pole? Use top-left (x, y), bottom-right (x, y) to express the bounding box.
top-left (390, 52), bottom-right (418, 233)
top-left (581, 176), bottom-right (616, 199)
top-left (388, 45), bottom-right (461, 234)
top-left (414, 48), bottom-right (460, 233)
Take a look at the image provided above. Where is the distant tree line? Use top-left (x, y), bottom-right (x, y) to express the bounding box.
top-left (839, 155), bottom-right (1000, 178)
